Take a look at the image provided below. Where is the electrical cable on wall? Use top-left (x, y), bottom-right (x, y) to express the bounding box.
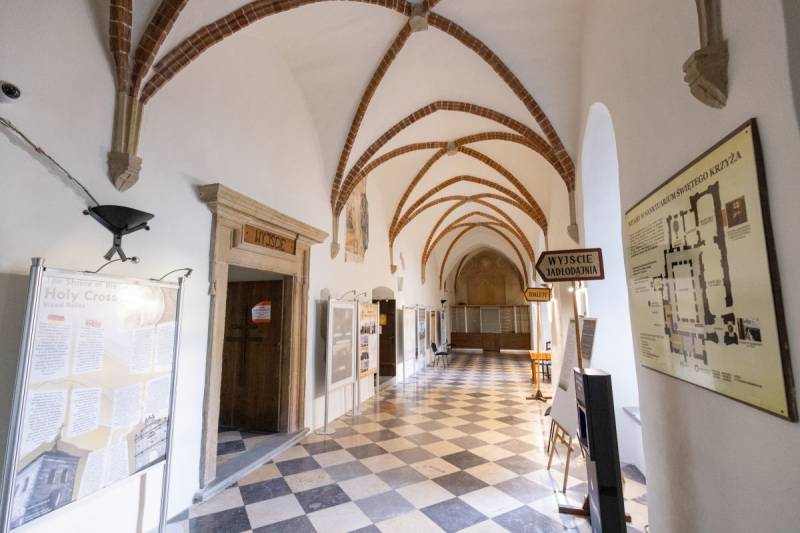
top-left (1, 115), bottom-right (155, 261)
top-left (0, 115), bottom-right (100, 207)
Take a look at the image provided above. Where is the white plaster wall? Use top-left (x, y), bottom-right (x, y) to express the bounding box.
top-left (577, 103), bottom-right (644, 474)
top-left (0, 2), bottom-right (444, 531)
top-left (580, 1), bottom-right (800, 531)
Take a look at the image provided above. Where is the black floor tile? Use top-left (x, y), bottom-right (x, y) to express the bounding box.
top-left (495, 476), bottom-right (553, 503)
top-left (496, 455), bottom-right (542, 475)
top-left (275, 456), bottom-right (321, 476)
top-left (377, 465), bottom-right (428, 489)
top-left (347, 443), bottom-right (389, 459)
top-left (493, 505), bottom-right (563, 533)
top-left (239, 477), bottom-right (292, 505)
top-left (295, 483), bottom-right (351, 513)
top-left (422, 498), bottom-right (487, 532)
top-left (253, 514), bottom-right (315, 533)
top-left (325, 460), bottom-right (372, 482)
top-left (189, 507), bottom-right (250, 533)
top-left (432, 471), bottom-right (488, 496)
top-left (441, 450), bottom-right (488, 470)
top-left (217, 440), bottom-right (246, 456)
top-left (303, 439), bottom-right (342, 455)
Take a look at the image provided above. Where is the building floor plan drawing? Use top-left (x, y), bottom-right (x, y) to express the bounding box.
top-left (655, 181), bottom-right (743, 369)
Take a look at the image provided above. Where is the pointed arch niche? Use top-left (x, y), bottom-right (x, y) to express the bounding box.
top-left (580, 103), bottom-right (645, 474)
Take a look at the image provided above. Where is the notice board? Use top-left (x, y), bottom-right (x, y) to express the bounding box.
top-left (1, 262), bottom-right (183, 531)
top-left (623, 120), bottom-right (795, 420)
top-left (358, 303), bottom-right (379, 376)
top-left (402, 307), bottom-right (417, 376)
top-left (550, 318), bottom-right (597, 436)
top-left (327, 299), bottom-right (357, 392)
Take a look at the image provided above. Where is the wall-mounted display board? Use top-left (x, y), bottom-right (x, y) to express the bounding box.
top-left (0, 259), bottom-right (184, 533)
top-left (624, 120), bottom-right (796, 420)
top-left (358, 303), bottom-right (379, 377)
top-left (401, 307), bottom-right (417, 381)
top-left (550, 318), bottom-right (597, 436)
top-left (417, 308), bottom-right (427, 359)
top-left (327, 299), bottom-right (357, 391)
top-left (556, 318), bottom-right (598, 392)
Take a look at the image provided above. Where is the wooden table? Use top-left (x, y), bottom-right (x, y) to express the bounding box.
top-left (528, 351), bottom-right (552, 386)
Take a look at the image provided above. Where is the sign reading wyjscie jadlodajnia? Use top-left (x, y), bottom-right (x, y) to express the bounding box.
top-left (535, 249), bottom-right (605, 283)
top-left (623, 119), bottom-right (796, 421)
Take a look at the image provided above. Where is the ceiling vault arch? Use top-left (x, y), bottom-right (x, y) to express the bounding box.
top-left (422, 210), bottom-right (535, 270)
top-left (104, 0), bottom-right (579, 262)
top-left (386, 144), bottom-right (549, 237)
top-left (392, 193), bottom-right (531, 243)
top-left (352, 131), bottom-right (562, 191)
top-left (421, 211), bottom-right (535, 285)
top-left (451, 246), bottom-right (526, 294)
top-left (334, 100), bottom-right (570, 216)
top-left (437, 224), bottom-right (530, 290)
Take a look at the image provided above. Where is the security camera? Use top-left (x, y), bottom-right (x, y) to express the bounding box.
top-left (0, 81), bottom-right (21, 102)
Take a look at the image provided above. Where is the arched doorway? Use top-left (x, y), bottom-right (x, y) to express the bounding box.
top-left (371, 286), bottom-right (396, 379)
top-left (580, 103), bottom-right (645, 474)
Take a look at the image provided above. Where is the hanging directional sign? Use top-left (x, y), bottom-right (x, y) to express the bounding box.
top-left (535, 248), bottom-right (605, 283)
top-left (524, 287), bottom-right (552, 302)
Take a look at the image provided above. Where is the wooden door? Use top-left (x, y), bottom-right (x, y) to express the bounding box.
top-left (376, 299), bottom-right (396, 376)
top-left (220, 280), bottom-right (283, 433)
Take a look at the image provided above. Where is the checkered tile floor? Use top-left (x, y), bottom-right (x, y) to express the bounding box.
top-left (173, 353), bottom-right (648, 532)
top-left (217, 431), bottom-right (277, 465)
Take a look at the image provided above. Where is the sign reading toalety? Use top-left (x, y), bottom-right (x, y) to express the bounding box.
top-left (524, 287), bottom-right (552, 303)
top-left (535, 249), bottom-right (605, 283)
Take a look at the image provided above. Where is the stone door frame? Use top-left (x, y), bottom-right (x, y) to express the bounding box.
top-left (198, 184), bottom-right (327, 485)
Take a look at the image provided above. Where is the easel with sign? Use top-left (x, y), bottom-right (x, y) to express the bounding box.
top-left (524, 286), bottom-right (552, 402)
top-left (535, 250), bottom-right (631, 526)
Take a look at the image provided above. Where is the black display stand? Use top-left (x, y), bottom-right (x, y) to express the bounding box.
top-left (558, 368), bottom-right (628, 532)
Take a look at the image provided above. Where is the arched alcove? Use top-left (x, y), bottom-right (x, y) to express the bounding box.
top-left (452, 248), bottom-right (525, 306)
top-left (371, 286), bottom-right (395, 300)
top-left (580, 102), bottom-right (645, 474)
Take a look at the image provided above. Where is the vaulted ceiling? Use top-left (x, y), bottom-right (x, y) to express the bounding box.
top-left (115, 0), bottom-right (586, 283)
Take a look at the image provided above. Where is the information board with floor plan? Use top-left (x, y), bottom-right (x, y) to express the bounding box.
top-left (624, 120), bottom-right (796, 420)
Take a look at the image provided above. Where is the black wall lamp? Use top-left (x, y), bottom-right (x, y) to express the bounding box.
top-left (83, 205), bottom-right (154, 261)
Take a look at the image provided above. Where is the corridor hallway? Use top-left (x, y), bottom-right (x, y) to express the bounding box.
top-left (176, 354), bottom-right (648, 532)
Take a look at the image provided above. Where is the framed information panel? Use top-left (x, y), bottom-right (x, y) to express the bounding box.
top-left (1, 259), bottom-right (185, 532)
top-left (326, 299), bottom-right (357, 392)
top-left (401, 307), bottom-right (417, 375)
top-left (417, 308), bottom-right (427, 359)
top-left (358, 303), bottom-right (379, 377)
top-left (624, 120), bottom-right (796, 420)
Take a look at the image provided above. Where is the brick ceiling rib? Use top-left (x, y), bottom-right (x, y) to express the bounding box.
top-left (392, 194), bottom-right (531, 244)
top-left (335, 101), bottom-right (569, 216)
top-left (129, 0), bottom-right (189, 98)
top-left (385, 145), bottom-right (548, 244)
top-left (126, 1), bottom-right (574, 207)
top-left (106, 0), bottom-right (579, 265)
top-left (436, 223), bottom-right (530, 289)
top-left (354, 131), bottom-right (559, 189)
top-left (109, 0), bottom-right (133, 91)
top-left (139, 0), bottom-right (413, 103)
top-left (422, 210), bottom-right (535, 274)
top-left (452, 246), bottom-right (525, 293)
top-left (393, 175), bottom-right (539, 247)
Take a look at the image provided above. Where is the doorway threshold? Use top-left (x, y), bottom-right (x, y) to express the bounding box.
top-left (194, 428), bottom-right (309, 503)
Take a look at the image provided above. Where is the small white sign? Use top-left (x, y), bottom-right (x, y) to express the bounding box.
top-left (251, 301), bottom-right (272, 324)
